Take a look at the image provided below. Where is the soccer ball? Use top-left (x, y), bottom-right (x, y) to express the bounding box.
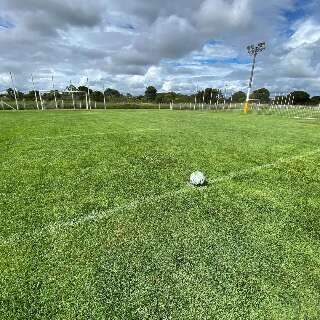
top-left (190, 171), bottom-right (206, 186)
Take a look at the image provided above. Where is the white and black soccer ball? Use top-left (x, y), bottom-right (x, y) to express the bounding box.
top-left (190, 171), bottom-right (206, 186)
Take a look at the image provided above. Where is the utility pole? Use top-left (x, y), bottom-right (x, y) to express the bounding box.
top-left (244, 42), bottom-right (266, 113)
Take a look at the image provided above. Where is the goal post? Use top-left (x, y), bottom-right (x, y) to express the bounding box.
top-left (61, 90), bottom-right (87, 109)
top-left (9, 72), bottom-right (19, 110)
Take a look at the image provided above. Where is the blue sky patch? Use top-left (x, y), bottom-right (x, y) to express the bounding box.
top-left (282, 6), bottom-right (306, 24)
top-left (0, 17), bottom-right (14, 29)
top-left (195, 58), bottom-right (248, 65)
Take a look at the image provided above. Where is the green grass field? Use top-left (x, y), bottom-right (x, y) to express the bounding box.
top-left (1, 110), bottom-right (320, 319)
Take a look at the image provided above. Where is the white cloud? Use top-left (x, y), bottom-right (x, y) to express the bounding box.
top-left (196, 0), bottom-right (253, 35)
top-left (0, 0), bottom-right (319, 95)
top-left (276, 19), bottom-right (320, 79)
top-left (286, 19), bottom-right (320, 49)
top-left (192, 43), bottom-right (237, 61)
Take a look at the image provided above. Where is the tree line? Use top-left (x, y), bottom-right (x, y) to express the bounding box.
top-left (147, 86), bottom-right (320, 105)
top-left (1, 85), bottom-right (320, 106)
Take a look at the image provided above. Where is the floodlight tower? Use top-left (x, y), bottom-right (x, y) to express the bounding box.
top-left (244, 42), bottom-right (266, 113)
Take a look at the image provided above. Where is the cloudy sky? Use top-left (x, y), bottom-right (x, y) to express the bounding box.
top-left (1, 0), bottom-right (320, 95)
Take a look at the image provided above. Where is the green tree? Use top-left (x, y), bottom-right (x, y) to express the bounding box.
top-left (196, 89), bottom-right (221, 104)
top-left (157, 92), bottom-right (178, 104)
top-left (66, 84), bottom-right (77, 92)
top-left (232, 91), bottom-right (246, 103)
top-left (104, 88), bottom-right (121, 97)
top-left (16, 91), bottom-right (24, 99)
top-left (196, 90), bottom-right (205, 103)
top-left (210, 88), bottom-right (222, 103)
top-left (6, 88), bottom-right (15, 99)
top-left (42, 91), bottom-right (56, 101)
top-left (25, 90), bottom-right (41, 100)
top-left (291, 91), bottom-right (310, 105)
top-left (251, 88), bottom-right (270, 103)
top-left (145, 86), bottom-right (157, 101)
top-left (78, 86), bottom-right (93, 95)
top-left (310, 96), bottom-right (320, 105)
top-left (92, 91), bottom-right (104, 102)
top-left (155, 95), bottom-right (165, 103)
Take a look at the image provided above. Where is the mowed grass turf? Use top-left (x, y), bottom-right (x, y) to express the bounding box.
top-left (0, 110), bottom-right (319, 319)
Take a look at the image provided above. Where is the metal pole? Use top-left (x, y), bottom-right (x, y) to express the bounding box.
top-left (85, 93), bottom-right (88, 110)
top-left (244, 52), bottom-right (257, 113)
top-left (31, 74), bottom-right (39, 110)
top-left (202, 89), bottom-right (204, 110)
top-left (280, 92), bottom-right (284, 107)
top-left (39, 91), bottom-right (44, 110)
top-left (52, 75), bottom-right (58, 109)
top-left (10, 72), bottom-right (19, 110)
top-left (103, 84), bottom-right (106, 110)
top-left (86, 78), bottom-right (91, 109)
top-left (70, 81), bottom-right (75, 110)
top-left (194, 85), bottom-right (198, 110)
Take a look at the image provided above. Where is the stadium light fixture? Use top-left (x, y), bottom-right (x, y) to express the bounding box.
top-left (244, 42), bottom-right (266, 113)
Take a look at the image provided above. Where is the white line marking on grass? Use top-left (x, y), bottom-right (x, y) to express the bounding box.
top-left (1, 148), bottom-right (320, 247)
top-left (293, 117), bottom-right (317, 120)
